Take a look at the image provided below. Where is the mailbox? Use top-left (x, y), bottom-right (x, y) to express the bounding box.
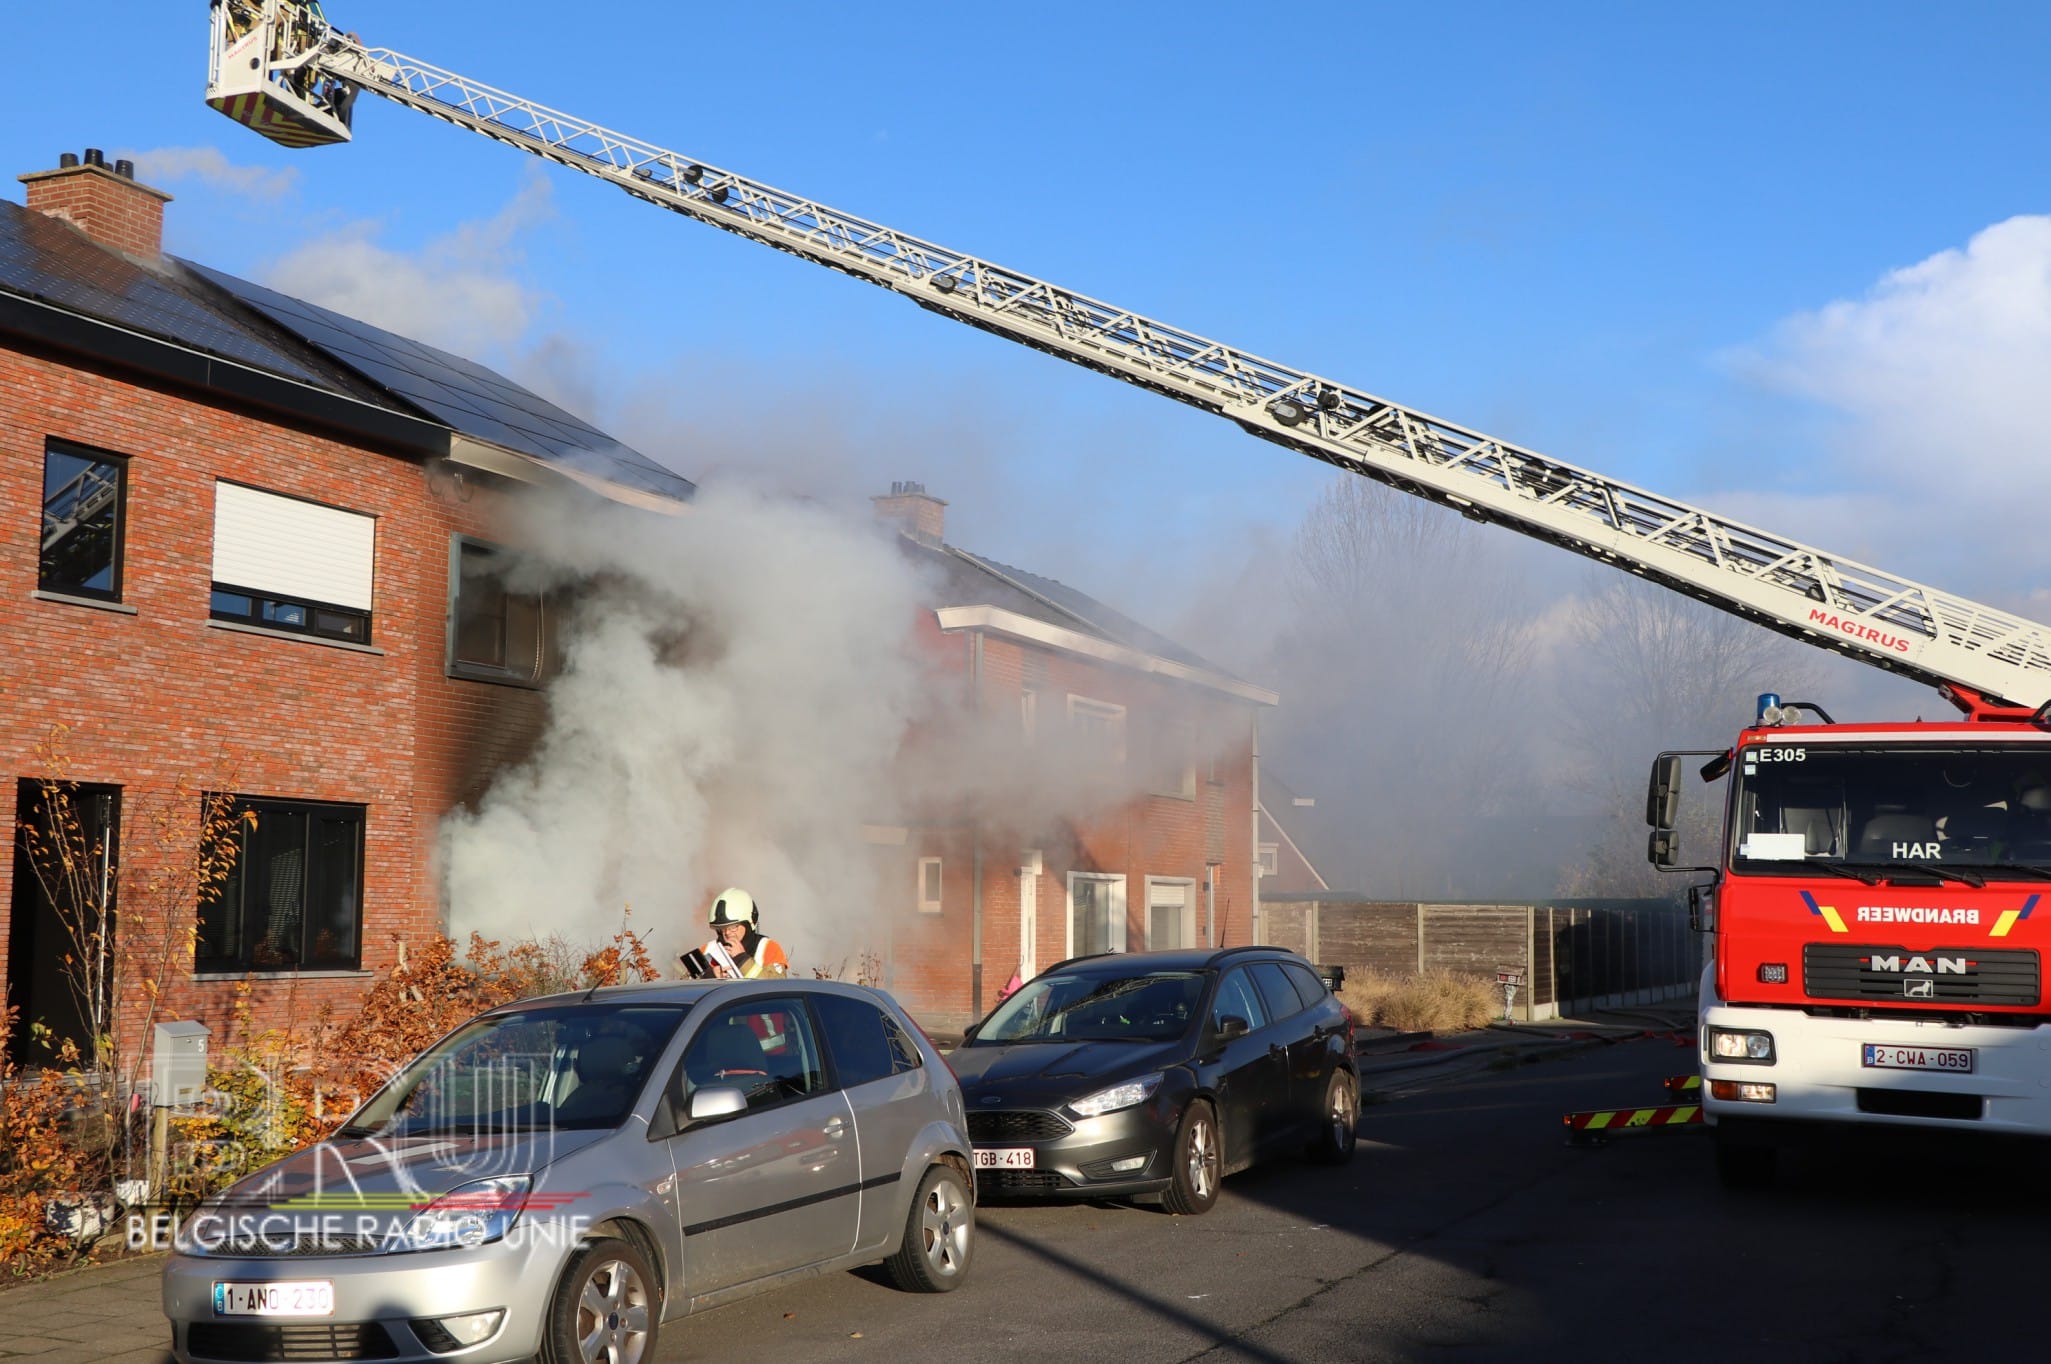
top-left (151, 1020), bottom-right (209, 1109)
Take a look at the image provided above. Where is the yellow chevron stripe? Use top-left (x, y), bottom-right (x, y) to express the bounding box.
top-left (1819, 905), bottom-right (1847, 933)
top-left (1992, 909), bottom-right (2022, 938)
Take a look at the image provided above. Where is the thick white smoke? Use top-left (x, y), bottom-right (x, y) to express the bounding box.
top-left (438, 483), bottom-right (932, 967)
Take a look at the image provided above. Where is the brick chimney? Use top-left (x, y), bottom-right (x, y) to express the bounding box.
top-left (871, 481), bottom-right (947, 545)
top-left (20, 149), bottom-right (172, 259)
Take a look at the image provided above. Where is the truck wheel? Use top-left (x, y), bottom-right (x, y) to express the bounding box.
top-left (1714, 1131), bottom-right (1777, 1189)
top-left (539, 1236), bottom-right (658, 1364)
top-left (1161, 1101), bottom-right (1222, 1215)
top-left (1306, 1068), bottom-right (1359, 1165)
top-left (883, 1164), bottom-right (973, 1292)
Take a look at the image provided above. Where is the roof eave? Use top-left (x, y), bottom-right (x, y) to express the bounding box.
top-left (934, 603), bottom-right (1278, 706)
top-left (447, 433), bottom-right (690, 514)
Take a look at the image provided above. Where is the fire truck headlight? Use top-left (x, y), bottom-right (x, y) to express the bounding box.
top-left (1706, 1027), bottom-right (1776, 1064)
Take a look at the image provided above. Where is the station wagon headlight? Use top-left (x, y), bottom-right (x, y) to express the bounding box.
top-left (394, 1176), bottom-right (530, 1253)
top-left (1069, 1073), bottom-right (1164, 1119)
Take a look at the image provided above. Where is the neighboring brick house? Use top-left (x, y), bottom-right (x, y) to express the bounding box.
top-left (867, 484), bottom-right (1277, 1029)
top-left (1256, 768), bottom-right (1332, 896)
top-left (0, 152), bottom-right (692, 1063)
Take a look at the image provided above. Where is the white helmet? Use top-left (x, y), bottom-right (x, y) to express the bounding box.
top-left (709, 887), bottom-right (759, 929)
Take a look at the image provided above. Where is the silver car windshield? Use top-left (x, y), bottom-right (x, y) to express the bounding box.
top-left (1731, 744), bottom-right (2051, 877)
top-left (975, 971), bottom-right (1205, 1043)
top-left (340, 1002), bottom-right (690, 1137)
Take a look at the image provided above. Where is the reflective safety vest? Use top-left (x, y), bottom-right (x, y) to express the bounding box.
top-left (702, 934), bottom-right (789, 979)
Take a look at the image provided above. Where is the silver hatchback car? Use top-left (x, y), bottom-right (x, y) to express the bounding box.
top-left (162, 978), bottom-right (975, 1363)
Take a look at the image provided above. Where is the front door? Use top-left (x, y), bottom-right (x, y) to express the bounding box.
top-left (7, 780), bottom-right (119, 1065)
top-left (1203, 967), bottom-right (1287, 1167)
top-left (666, 998), bottom-right (858, 1298)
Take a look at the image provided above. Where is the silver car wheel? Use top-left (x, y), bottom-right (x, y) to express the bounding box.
top-left (919, 1174), bottom-right (970, 1278)
top-left (1187, 1110), bottom-right (1218, 1200)
top-left (576, 1256), bottom-right (653, 1364)
top-left (1330, 1076), bottom-right (1357, 1148)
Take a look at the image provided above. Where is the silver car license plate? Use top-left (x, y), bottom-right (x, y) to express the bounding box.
top-left (213, 1281), bottom-right (335, 1317)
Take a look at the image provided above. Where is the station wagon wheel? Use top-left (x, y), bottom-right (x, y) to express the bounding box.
top-left (884, 1164), bottom-right (974, 1292)
top-left (1308, 1068), bottom-right (1359, 1165)
top-left (1161, 1101), bottom-right (1220, 1215)
top-left (540, 1236), bottom-right (659, 1364)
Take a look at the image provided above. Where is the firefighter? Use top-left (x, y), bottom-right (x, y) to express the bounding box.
top-left (697, 887), bottom-right (789, 979)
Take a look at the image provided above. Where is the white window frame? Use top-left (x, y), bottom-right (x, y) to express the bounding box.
top-left (1020, 689), bottom-right (1038, 743)
top-left (1143, 876), bottom-right (1198, 951)
top-left (1067, 695), bottom-right (1127, 766)
top-left (1146, 715), bottom-right (1198, 800)
top-left (1066, 871), bottom-right (1127, 958)
top-left (1257, 844), bottom-right (1280, 877)
top-left (917, 856), bottom-right (943, 915)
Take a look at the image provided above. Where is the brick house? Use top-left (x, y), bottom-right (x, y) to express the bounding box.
top-left (868, 484), bottom-right (1277, 1029)
top-left (0, 152), bottom-right (692, 1062)
top-left (2, 151), bottom-right (1275, 1060)
top-left (1255, 768), bottom-right (1332, 896)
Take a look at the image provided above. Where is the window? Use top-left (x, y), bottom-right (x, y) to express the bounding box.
top-left (210, 482), bottom-right (374, 643)
top-left (812, 993), bottom-right (923, 1089)
top-left (1020, 689), bottom-right (1038, 742)
top-left (1281, 962), bottom-right (1331, 1009)
top-left (198, 797), bottom-right (365, 972)
top-left (450, 537), bottom-right (559, 684)
top-left (1257, 844), bottom-right (1280, 877)
top-left (1068, 872), bottom-right (1126, 956)
top-left (681, 1000), bottom-right (826, 1112)
top-left (1068, 695), bottom-right (1127, 766)
top-left (1210, 968), bottom-right (1268, 1033)
top-left (1250, 961), bottom-right (1305, 1023)
top-left (39, 441), bottom-right (127, 600)
top-left (917, 856), bottom-right (943, 914)
top-left (1145, 877), bottom-right (1196, 950)
top-left (1144, 714), bottom-right (1197, 799)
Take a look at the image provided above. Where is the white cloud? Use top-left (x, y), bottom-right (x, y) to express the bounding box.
top-left (121, 145), bottom-right (299, 201)
top-left (1723, 216), bottom-right (2051, 602)
top-left (257, 171), bottom-right (554, 359)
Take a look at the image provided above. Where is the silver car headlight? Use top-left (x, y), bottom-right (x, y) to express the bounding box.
top-left (393, 1176), bottom-right (530, 1253)
top-left (1068, 1073), bottom-right (1164, 1119)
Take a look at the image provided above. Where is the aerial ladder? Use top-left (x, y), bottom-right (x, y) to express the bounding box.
top-left (205, 0), bottom-right (2051, 711)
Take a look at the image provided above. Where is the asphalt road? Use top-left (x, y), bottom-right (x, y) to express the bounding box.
top-left (651, 1034), bottom-right (2051, 1363)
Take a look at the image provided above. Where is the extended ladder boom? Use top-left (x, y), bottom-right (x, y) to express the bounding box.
top-left (207, 0), bottom-right (2051, 708)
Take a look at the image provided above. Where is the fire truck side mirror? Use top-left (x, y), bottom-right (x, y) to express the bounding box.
top-left (1647, 827), bottom-right (1678, 868)
top-left (1646, 754), bottom-right (1683, 829)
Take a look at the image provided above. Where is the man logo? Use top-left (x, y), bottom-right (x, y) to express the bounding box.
top-left (1905, 979), bottom-right (1936, 999)
top-left (1867, 955), bottom-right (1966, 975)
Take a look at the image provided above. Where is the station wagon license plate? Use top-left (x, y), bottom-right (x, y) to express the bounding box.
top-left (973, 1147), bottom-right (1035, 1169)
top-left (1862, 1044), bottom-right (1973, 1074)
top-left (214, 1281), bottom-right (334, 1317)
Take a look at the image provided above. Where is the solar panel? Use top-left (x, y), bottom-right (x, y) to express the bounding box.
top-left (0, 201), bottom-right (383, 401)
top-left (187, 262), bottom-right (693, 503)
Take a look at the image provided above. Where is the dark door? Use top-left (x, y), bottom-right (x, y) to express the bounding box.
top-left (7, 780), bottom-right (120, 1066)
top-left (1248, 962), bottom-right (1320, 1136)
top-left (1203, 967), bottom-right (1288, 1167)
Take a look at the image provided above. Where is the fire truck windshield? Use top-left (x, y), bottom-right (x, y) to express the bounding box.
top-left (1730, 744), bottom-right (2051, 876)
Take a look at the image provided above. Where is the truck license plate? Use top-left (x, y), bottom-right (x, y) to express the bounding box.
top-left (1862, 1044), bottom-right (1973, 1074)
top-left (973, 1147), bottom-right (1035, 1169)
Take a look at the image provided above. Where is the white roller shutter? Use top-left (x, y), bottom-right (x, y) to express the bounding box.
top-left (211, 482), bottom-right (374, 611)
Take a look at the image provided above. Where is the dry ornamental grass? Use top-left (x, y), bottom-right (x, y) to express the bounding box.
top-left (1339, 968), bottom-right (1498, 1034)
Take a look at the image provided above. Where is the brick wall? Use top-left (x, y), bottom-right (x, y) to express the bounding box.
top-left (886, 626), bottom-right (1260, 1029)
top-left (0, 338), bottom-right (543, 1055)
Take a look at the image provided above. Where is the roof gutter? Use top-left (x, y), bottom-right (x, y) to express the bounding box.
top-left (0, 288), bottom-right (448, 458)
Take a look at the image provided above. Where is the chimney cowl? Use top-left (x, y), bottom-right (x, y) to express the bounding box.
top-left (58, 151), bottom-right (79, 169)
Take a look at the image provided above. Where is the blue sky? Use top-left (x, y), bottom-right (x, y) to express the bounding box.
top-left (7, 1), bottom-right (2049, 651)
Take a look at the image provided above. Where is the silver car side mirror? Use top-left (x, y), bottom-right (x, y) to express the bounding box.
top-left (688, 1086), bottom-right (747, 1122)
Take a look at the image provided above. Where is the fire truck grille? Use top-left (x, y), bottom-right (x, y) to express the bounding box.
top-left (1802, 943), bottom-right (2039, 1007)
